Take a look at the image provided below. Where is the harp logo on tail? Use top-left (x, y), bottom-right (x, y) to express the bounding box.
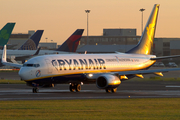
top-left (0, 30), bottom-right (9, 40)
top-left (146, 23), bottom-right (155, 43)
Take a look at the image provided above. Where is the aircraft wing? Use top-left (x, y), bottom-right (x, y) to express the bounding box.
top-left (2, 61), bottom-right (22, 68)
top-left (117, 68), bottom-right (180, 76)
top-left (14, 47), bottom-right (41, 62)
top-left (2, 45), bottom-right (22, 68)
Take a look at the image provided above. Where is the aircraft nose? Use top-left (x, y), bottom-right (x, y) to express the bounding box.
top-left (18, 68), bottom-right (27, 80)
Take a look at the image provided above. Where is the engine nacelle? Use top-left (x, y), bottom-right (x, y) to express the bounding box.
top-left (96, 74), bottom-right (121, 89)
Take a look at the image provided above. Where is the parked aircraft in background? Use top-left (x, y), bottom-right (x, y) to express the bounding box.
top-left (0, 29), bottom-right (84, 65)
top-left (55, 29), bottom-right (84, 52)
top-left (1, 30), bottom-right (43, 50)
top-left (18, 30), bottom-right (44, 50)
top-left (0, 30), bottom-right (44, 66)
top-left (0, 23), bottom-right (15, 46)
top-left (3, 5), bottom-right (179, 93)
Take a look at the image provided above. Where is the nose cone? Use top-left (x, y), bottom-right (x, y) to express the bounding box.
top-left (18, 68), bottom-right (28, 80)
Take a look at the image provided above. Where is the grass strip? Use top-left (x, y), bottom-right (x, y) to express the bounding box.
top-left (0, 80), bottom-right (25, 84)
top-left (0, 70), bottom-right (19, 72)
top-left (0, 98), bottom-right (180, 120)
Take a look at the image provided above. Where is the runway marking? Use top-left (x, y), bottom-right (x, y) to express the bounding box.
top-left (166, 86), bottom-right (180, 88)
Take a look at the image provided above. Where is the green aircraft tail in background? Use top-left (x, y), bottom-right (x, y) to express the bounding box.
top-left (0, 23), bottom-right (15, 46)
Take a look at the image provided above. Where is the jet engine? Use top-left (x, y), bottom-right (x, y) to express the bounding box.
top-left (96, 74), bottom-right (121, 89)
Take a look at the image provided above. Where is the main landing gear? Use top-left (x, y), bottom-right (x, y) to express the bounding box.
top-left (69, 83), bottom-right (81, 92)
top-left (32, 87), bottom-right (39, 93)
top-left (105, 88), bottom-right (117, 93)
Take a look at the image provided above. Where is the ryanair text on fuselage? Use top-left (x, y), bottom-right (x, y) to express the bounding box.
top-left (51, 58), bottom-right (139, 71)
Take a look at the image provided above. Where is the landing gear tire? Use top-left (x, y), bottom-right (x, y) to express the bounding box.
top-left (111, 88), bottom-right (117, 93)
top-left (106, 89), bottom-right (111, 93)
top-left (75, 84), bottom-right (81, 92)
top-left (69, 84), bottom-right (75, 92)
top-left (32, 88), bottom-right (39, 93)
top-left (106, 88), bottom-right (117, 93)
top-left (69, 84), bottom-right (81, 92)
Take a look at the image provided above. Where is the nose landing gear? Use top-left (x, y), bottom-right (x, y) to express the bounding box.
top-left (32, 87), bottom-right (39, 93)
top-left (32, 83), bottom-right (39, 93)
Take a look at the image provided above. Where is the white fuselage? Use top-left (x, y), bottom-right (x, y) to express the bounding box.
top-left (19, 53), bottom-right (156, 82)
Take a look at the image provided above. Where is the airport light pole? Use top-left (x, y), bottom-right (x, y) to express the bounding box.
top-left (85, 10), bottom-right (90, 45)
top-left (45, 38), bottom-right (48, 43)
top-left (139, 8), bottom-right (145, 34)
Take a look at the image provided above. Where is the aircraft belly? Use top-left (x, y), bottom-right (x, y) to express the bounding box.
top-left (25, 73), bottom-right (87, 84)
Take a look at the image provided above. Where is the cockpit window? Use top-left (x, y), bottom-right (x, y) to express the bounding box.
top-left (34, 64), bottom-right (40, 67)
top-left (23, 64), bottom-right (40, 67)
top-left (25, 64), bottom-right (33, 67)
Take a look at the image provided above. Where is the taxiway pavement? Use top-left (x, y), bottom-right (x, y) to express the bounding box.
top-left (0, 81), bottom-right (180, 100)
top-left (0, 69), bottom-right (180, 100)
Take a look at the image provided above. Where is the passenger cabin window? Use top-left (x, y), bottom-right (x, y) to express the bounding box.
top-left (23, 64), bottom-right (40, 67)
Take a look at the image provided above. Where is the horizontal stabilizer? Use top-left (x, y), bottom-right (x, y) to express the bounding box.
top-left (150, 55), bottom-right (180, 60)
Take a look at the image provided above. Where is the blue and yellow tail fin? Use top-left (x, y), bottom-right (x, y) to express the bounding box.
top-left (0, 23), bottom-right (15, 46)
top-left (126, 4), bottom-right (159, 55)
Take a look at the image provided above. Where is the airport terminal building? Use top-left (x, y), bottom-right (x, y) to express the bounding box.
top-left (2, 28), bottom-right (180, 69)
top-left (7, 30), bottom-right (57, 50)
top-left (6, 29), bottom-right (180, 56)
top-left (78, 29), bottom-right (180, 57)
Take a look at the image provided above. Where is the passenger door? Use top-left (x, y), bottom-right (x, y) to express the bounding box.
top-left (45, 59), bottom-right (52, 74)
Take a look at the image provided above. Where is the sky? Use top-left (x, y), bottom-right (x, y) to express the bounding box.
top-left (1, 0), bottom-right (180, 45)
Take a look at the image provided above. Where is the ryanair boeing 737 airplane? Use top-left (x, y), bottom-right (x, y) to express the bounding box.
top-left (2, 4), bottom-right (180, 93)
